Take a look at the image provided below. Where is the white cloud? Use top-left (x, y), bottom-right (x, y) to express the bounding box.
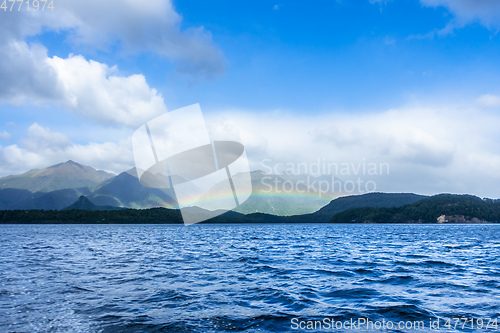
top-left (0, 40), bottom-right (63, 104)
top-left (0, 0), bottom-right (223, 126)
top-left (371, 0), bottom-right (500, 36)
top-left (477, 94), bottom-right (500, 108)
top-left (0, 41), bottom-right (167, 126)
top-left (20, 123), bottom-right (72, 151)
top-left (2, 103), bottom-right (500, 198)
top-left (0, 124), bottom-right (133, 176)
top-left (0, 0), bottom-right (225, 175)
top-left (48, 55), bottom-right (168, 126)
top-left (0, 131), bottom-right (11, 140)
top-left (0, 0), bottom-right (222, 126)
top-left (206, 104), bottom-right (500, 198)
top-left (420, 0), bottom-right (500, 34)
top-left (0, 0), bottom-right (224, 77)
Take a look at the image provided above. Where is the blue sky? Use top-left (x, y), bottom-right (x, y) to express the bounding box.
top-left (172, 0), bottom-right (500, 111)
top-left (1, 0), bottom-right (500, 197)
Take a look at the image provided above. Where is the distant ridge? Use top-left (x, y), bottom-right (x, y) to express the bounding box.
top-left (0, 162), bottom-right (438, 218)
top-left (281, 192), bottom-right (427, 222)
top-left (330, 194), bottom-right (500, 223)
top-left (88, 168), bottom-right (176, 209)
top-left (311, 192), bottom-right (427, 221)
top-left (63, 196), bottom-right (122, 211)
top-left (0, 160), bottom-right (114, 193)
top-left (0, 162), bottom-right (348, 214)
top-left (2, 193), bottom-right (499, 224)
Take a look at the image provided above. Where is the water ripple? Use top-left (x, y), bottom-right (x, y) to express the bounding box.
top-left (0, 223), bottom-right (499, 332)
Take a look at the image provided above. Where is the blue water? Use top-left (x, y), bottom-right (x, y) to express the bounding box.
top-left (0, 224), bottom-right (499, 332)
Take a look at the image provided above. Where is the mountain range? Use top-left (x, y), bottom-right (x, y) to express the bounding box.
top-left (1, 161), bottom-right (496, 223)
top-left (2, 193), bottom-right (498, 224)
top-left (0, 160), bottom-right (344, 214)
top-left (0, 161), bottom-right (172, 210)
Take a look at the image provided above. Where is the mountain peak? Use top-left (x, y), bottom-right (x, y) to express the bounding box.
top-left (0, 161), bottom-right (115, 193)
top-left (64, 195), bottom-right (97, 210)
top-left (77, 195), bottom-right (93, 204)
top-left (63, 195), bottom-right (121, 211)
top-left (50, 160), bottom-right (83, 169)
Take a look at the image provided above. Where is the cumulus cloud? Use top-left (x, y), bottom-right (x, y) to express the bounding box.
top-left (0, 0), bottom-right (224, 77)
top-left (209, 108), bottom-right (457, 168)
top-left (0, 0), bottom-right (224, 126)
top-left (0, 40), bottom-right (63, 104)
top-left (420, 0), bottom-right (500, 31)
top-left (20, 123), bottom-right (72, 151)
top-left (0, 0), bottom-right (225, 126)
top-left (2, 102), bottom-right (500, 198)
top-left (370, 0), bottom-right (500, 35)
top-left (0, 41), bottom-right (167, 126)
top-left (0, 1), bottom-right (226, 176)
top-left (477, 94), bottom-right (500, 108)
top-left (0, 131), bottom-right (11, 140)
top-left (48, 55), bottom-right (168, 126)
top-left (415, 0), bottom-right (500, 36)
top-left (0, 124), bottom-right (133, 176)
top-left (206, 104), bottom-right (500, 198)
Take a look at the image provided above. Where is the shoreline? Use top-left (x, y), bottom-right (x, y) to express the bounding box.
top-left (1, 221), bottom-right (498, 225)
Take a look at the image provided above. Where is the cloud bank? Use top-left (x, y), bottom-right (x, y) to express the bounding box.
top-left (0, 40), bottom-right (167, 126)
top-left (0, 124), bottom-right (133, 176)
top-left (1, 100), bottom-right (500, 198)
top-left (207, 103), bottom-right (500, 198)
top-left (0, 0), bottom-right (223, 127)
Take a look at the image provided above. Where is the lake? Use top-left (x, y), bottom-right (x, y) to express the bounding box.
top-left (1, 224), bottom-right (499, 332)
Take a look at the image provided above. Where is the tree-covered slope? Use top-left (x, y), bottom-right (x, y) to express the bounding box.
top-left (330, 194), bottom-right (500, 223)
top-left (285, 192), bottom-right (427, 222)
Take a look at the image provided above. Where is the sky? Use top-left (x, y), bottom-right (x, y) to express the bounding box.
top-left (0, 0), bottom-right (500, 197)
